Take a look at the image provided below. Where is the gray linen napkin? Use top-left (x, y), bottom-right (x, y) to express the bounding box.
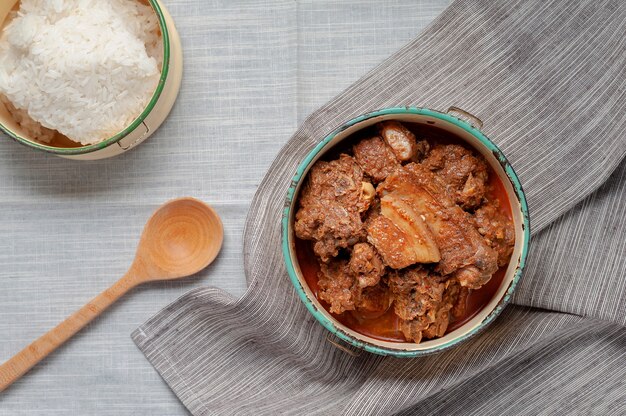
top-left (132, 0), bottom-right (626, 414)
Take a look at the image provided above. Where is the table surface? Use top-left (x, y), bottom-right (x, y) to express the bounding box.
top-left (0, 1), bottom-right (450, 414)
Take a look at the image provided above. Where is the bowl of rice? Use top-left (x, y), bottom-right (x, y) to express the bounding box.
top-left (0, 0), bottom-right (183, 160)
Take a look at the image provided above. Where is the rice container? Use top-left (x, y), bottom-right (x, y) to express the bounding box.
top-left (0, 0), bottom-right (183, 160)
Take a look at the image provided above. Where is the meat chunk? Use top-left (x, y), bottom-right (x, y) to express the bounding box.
top-left (317, 259), bottom-right (357, 314)
top-left (473, 200), bottom-right (515, 267)
top-left (423, 280), bottom-right (464, 339)
top-left (298, 153), bottom-right (367, 207)
top-left (295, 204), bottom-right (363, 263)
top-left (295, 154), bottom-right (371, 262)
top-left (422, 144), bottom-right (489, 210)
top-left (450, 286), bottom-right (470, 321)
top-left (359, 182), bottom-right (376, 213)
top-left (388, 267), bottom-right (445, 321)
top-left (349, 243), bottom-right (386, 288)
top-left (388, 267), bottom-right (461, 343)
top-left (421, 308), bottom-right (451, 339)
top-left (378, 121), bottom-right (429, 162)
top-left (355, 284), bottom-right (391, 314)
top-left (378, 164), bottom-right (498, 288)
top-left (362, 198), bottom-right (381, 227)
top-left (399, 316), bottom-right (429, 344)
top-left (318, 254), bottom-right (390, 315)
top-left (353, 136), bottom-right (401, 183)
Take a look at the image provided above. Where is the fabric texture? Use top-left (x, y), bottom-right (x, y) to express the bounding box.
top-left (131, 0), bottom-right (626, 414)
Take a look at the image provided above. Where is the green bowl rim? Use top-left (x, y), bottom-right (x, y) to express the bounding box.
top-left (0, 0), bottom-right (171, 155)
top-left (281, 106), bottom-right (531, 357)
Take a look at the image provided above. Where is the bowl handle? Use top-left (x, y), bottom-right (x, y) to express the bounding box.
top-left (325, 334), bottom-right (361, 357)
top-left (118, 121), bottom-right (150, 150)
top-left (446, 106), bottom-right (484, 130)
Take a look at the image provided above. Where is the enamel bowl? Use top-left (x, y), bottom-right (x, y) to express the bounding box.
top-left (282, 107), bottom-right (530, 357)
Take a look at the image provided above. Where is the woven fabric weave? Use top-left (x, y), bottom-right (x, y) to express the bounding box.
top-left (132, 0), bottom-right (626, 414)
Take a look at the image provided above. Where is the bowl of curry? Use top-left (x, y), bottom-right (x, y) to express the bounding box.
top-left (282, 107), bottom-right (530, 357)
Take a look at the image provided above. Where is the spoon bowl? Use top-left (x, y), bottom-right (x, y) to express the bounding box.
top-left (135, 198), bottom-right (223, 281)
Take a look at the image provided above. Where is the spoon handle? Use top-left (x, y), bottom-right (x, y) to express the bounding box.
top-left (0, 274), bottom-right (137, 392)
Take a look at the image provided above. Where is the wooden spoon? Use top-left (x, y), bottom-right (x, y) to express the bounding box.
top-left (0, 197), bottom-right (223, 392)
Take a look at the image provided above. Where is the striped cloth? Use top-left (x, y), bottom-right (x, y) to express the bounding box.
top-left (132, 0), bottom-right (626, 414)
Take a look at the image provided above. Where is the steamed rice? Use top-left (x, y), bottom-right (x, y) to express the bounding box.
top-left (0, 0), bottom-right (163, 145)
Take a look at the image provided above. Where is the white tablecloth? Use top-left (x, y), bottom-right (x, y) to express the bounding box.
top-left (0, 1), bottom-right (450, 414)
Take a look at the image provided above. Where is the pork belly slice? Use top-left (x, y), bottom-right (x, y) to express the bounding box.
top-left (378, 165), bottom-right (498, 288)
top-left (367, 206), bottom-right (440, 270)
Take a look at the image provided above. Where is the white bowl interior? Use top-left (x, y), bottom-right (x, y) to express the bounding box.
top-left (287, 112), bottom-right (526, 352)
